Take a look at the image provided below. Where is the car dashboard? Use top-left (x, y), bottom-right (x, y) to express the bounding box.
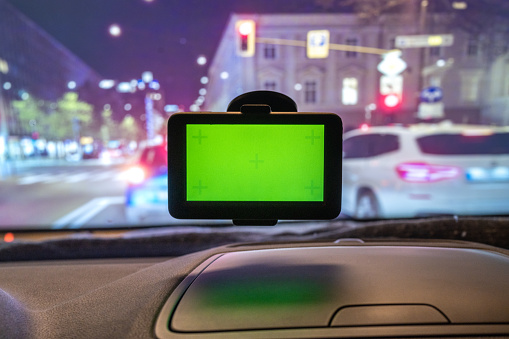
top-left (1, 239), bottom-right (508, 338)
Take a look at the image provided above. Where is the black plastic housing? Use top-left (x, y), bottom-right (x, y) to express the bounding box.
top-left (167, 112), bottom-right (343, 221)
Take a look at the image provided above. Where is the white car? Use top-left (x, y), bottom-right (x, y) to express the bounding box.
top-left (342, 122), bottom-right (509, 219)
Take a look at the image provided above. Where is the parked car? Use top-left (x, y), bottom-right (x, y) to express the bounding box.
top-left (342, 122), bottom-right (509, 219)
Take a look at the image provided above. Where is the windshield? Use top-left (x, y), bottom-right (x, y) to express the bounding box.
top-left (1, 0), bottom-right (509, 235)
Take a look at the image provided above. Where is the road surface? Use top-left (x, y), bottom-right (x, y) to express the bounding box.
top-left (0, 158), bottom-right (131, 230)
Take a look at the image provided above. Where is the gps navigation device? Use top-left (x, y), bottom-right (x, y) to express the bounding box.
top-left (167, 111), bottom-right (342, 223)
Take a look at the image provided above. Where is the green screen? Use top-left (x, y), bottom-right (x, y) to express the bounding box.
top-left (186, 124), bottom-right (324, 201)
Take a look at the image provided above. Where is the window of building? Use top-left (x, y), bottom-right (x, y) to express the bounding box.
top-left (305, 81), bottom-right (317, 104)
top-left (389, 38), bottom-right (396, 50)
top-left (467, 36), bottom-right (479, 56)
top-left (264, 81), bottom-right (276, 91)
top-left (342, 77), bottom-right (358, 105)
top-left (429, 46), bottom-right (441, 57)
top-left (264, 44), bottom-right (276, 59)
top-left (346, 38), bottom-right (358, 58)
top-left (460, 72), bottom-right (481, 102)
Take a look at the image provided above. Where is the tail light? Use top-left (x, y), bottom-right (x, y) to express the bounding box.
top-left (125, 166), bottom-right (146, 185)
top-left (396, 162), bottom-right (460, 183)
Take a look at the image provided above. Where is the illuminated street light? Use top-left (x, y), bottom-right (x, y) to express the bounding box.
top-left (294, 83), bottom-right (302, 91)
top-left (200, 76), bottom-right (209, 84)
top-left (149, 80), bottom-right (160, 90)
top-left (117, 82), bottom-right (132, 93)
top-left (436, 59), bottom-right (446, 67)
top-left (99, 79), bottom-right (115, 89)
top-left (220, 71), bottom-right (229, 80)
top-left (67, 81), bottom-right (76, 90)
top-left (199, 88), bottom-right (207, 96)
top-left (108, 24), bottom-right (122, 37)
top-left (164, 104), bottom-right (179, 113)
top-left (142, 71), bottom-right (153, 83)
top-left (0, 58), bottom-right (8, 74)
top-left (452, 1), bottom-right (467, 10)
top-left (190, 104), bottom-right (199, 111)
top-left (3, 82), bottom-right (11, 90)
top-left (197, 55), bottom-right (207, 66)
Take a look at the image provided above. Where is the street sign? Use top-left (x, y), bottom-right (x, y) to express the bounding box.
top-left (418, 102), bottom-right (444, 119)
top-left (396, 34), bottom-right (454, 48)
top-left (420, 86), bottom-right (443, 103)
top-left (307, 30), bottom-right (330, 59)
top-left (380, 75), bottom-right (403, 96)
top-left (377, 51), bottom-right (407, 76)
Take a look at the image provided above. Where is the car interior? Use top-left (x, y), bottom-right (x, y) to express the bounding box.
top-left (1, 91), bottom-right (509, 339)
top-left (1, 0), bottom-right (508, 338)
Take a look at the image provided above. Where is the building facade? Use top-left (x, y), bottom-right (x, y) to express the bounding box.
top-left (0, 0), bottom-right (121, 161)
top-left (483, 52), bottom-right (509, 125)
top-left (205, 11), bottom-right (507, 129)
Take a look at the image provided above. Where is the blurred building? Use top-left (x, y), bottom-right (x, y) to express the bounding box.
top-left (483, 52), bottom-right (509, 125)
top-left (205, 11), bottom-right (508, 129)
top-left (0, 0), bottom-right (122, 160)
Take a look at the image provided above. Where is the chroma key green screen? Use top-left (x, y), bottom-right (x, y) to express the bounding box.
top-left (186, 124), bottom-right (324, 202)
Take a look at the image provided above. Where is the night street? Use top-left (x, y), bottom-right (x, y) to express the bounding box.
top-left (0, 159), bottom-right (130, 229)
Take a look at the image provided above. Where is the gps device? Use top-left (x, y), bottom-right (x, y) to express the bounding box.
top-left (167, 110), bottom-right (342, 224)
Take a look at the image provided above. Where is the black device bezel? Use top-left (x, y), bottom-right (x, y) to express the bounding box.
top-left (167, 112), bottom-right (342, 220)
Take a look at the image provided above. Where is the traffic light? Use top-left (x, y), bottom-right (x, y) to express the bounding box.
top-left (379, 93), bottom-right (401, 112)
top-left (235, 20), bottom-right (255, 57)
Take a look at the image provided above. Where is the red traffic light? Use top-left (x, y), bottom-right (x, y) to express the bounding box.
top-left (380, 93), bottom-right (401, 111)
top-left (235, 20), bottom-right (255, 57)
top-left (238, 21), bottom-right (253, 36)
top-left (384, 94), bottom-right (400, 108)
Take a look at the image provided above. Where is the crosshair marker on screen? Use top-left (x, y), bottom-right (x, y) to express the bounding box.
top-left (192, 129), bottom-right (208, 144)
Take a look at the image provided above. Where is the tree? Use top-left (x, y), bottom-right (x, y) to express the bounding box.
top-left (338, 0), bottom-right (407, 21)
top-left (338, 0), bottom-right (509, 62)
top-left (11, 96), bottom-right (48, 136)
top-left (445, 0), bottom-right (509, 34)
top-left (100, 108), bottom-right (119, 143)
top-left (119, 115), bottom-right (141, 142)
top-left (444, 0), bottom-right (509, 62)
top-left (47, 92), bottom-right (94, 140)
